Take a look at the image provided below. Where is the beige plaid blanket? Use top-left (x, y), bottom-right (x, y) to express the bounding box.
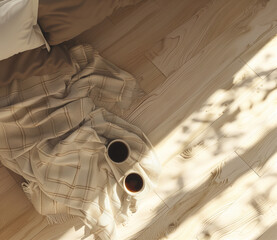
top-left (0, 45), bottom-right (160, 240)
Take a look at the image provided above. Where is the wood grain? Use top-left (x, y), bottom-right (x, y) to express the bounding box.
top-left (72, 0), bottom-right (159, 53)
top-left (146, 0), bottom-right (254, 77)
top-left (0, 209), bottom-right (46, 240)
top-left (257, 222), bottom-right (277, 240)
top-left (156, 37), bottom-right (277, 239)
top-left (109, 0), bottom-right (147, 25)
top-left (117, 191), bottom-right (169, 240)
top-left (0, 166), bottom-right (15, 195)
top-left (31, 218), bottom-right (84, 240)
top-left (197, 171), bottom-right (277, 240)
top-left (102, 0), bottom-right (210, 63)
top-left (207, 67), bottom-right (277, 177)
top-left (0, 168), bottom-right (31, 231)
top-left (135, 153), bottom-right (258, 240)
top-left (126, 0), bottom-right (277, 147)
top-left (99, 0), bottom-right (210, 93)
top-left (70, 1), bottom-right (166, 94)
top-left (142, 59), bottom-right (256, 164)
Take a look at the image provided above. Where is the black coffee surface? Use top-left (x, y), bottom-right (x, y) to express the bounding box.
top-left (108, 141), bottom-right (129, 163)
top-left (125, 173), bottom-right (143, 192)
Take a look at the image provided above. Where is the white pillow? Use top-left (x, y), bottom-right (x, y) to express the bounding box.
top-left (0, 0), bottom-right (50, 60)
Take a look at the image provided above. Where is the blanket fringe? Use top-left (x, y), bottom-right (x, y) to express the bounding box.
top-left (22, 182), bottom-right (76, 225)
top-left (46, 214), bottom-right (76, 225)
top-left (21, 181), bottom-right (32, 201)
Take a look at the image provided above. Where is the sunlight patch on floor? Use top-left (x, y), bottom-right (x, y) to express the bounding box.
top-left (154, 35), bottom-right (277, 166)
top-left (152, 34), bottom-right (277, 240)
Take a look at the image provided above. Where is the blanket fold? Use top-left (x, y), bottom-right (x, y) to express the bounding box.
top-left (0, 44), bottom-right (160, 240)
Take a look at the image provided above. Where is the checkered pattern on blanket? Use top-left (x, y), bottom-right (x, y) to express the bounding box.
top-left (0, 45), bottom-right (160, 240)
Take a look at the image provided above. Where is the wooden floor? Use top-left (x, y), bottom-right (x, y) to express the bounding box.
top-left (2, 0), bottom-right (277, 239)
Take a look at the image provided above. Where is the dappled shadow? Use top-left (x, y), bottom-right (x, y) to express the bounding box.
top-left (124, 28), bottom-right (277, 240)
top-left (133, 128), bottom-right (277, 239)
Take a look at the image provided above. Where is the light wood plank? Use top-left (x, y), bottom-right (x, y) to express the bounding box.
top-left (71, 1), bottom-right (166, 94)
top-left (31, 218), bottom-right (85, 240)
top-left (0, 167), bottom-right (45, 240)
top-left (0, 166), bottom-right (15, 194)
top-left (0, 168), bottom-right (31, 230)
top-left (117, 192), bottom-right (169, 240)
top-left (134, 69), bottom-right (276, 239)
top-left (122, 54), bottom-right (166, 94)
top-left (144, 59), bottom-right (256, 164)
top-left (209, 68), bottom-right (277, 177)
top-left (134, 69), bottom-right (277, 238)
top-left (132, 64), bottom-right (274, 237)
top-left (154, 141), bottom-right (244, 207)
top-left (134, 24), bottom-right (277, 238)
top-left (153, 28), bottom-right (277, 240)
top-left (109, 1), bottom-right (146, 25)
top-left (101, 0), bottom-right (210, 69)
top-left (146, 0), bottom-right (254, 77)
top-left (68, 18), bottom-right (115, 52)
top-left (161, 29), bottom-right (277, 240)
top-left (71, 0), bottom-right (210, 97)
top-left (240, 33), bottom-right (277, 79)
top-left (100, 0), bottom-right (209, 93)
top-left (74, 0), bottom-right (159, 53)
top-left (197, 172), bottom-right (277, 240)
top-left (7, 168), bottom-right (26, 187)
top-left (157, 161), bottom-right (259, 240)
top-left (0, 187), bottom-right (30, 230)
top-left (125, 0), bottom-right (277, 148)
top-left (135, 152), bottom-right (258, 240)
top-left (257, 222), bottom-right (277, 240)
top-left (0, 209), bottom-right (47, 240)
top-left (161, 98), bottom-right (277, 239)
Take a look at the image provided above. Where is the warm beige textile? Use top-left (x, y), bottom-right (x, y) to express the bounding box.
top-left (0, 45), bottom-right (160, 240)
top-left (0, 45), bottom-right (73, 87)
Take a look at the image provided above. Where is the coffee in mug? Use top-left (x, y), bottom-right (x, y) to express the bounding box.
top-left (107, 139), bottom-right (130, 163)
top-left (124, 173), bottom-right (144, 193)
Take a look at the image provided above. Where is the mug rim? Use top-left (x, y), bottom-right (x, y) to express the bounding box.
top-left (106, 139), bottom-right (131, 164)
